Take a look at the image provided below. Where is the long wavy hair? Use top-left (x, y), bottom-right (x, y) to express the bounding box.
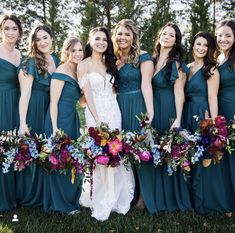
top-left (152, 22), bottom-right (184, 81)
top-left (215, 19), bottom-right (235, 70)
top-left (26, 24), bottom-right (53, 76)
top-left (192, 32), bottom-right (217, 80)
top-left (84, 26), bottom-right (117, 82)
top-left (61, 36), bottom-right (83, 63)
top-left (112, 19), bottom-right (140, 66)
top-left (0, 13), bottom-right (23, 40)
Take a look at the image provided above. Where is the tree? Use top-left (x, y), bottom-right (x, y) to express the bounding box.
top-left (141, 0), bottom-right (173, 53)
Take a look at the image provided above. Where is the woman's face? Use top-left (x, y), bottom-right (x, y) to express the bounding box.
top-left (216, 25), bottom-right (234, 53)
top-left (90, 31), bottom-right (108, 54)
top-left (159, 26), bottom-right (176, 49)
top-left (35, 29), bottom-right (53, 55)
top-left (115, 25), bottom-right (133, 50)
top-left (193, 36), bottom-right (208, 59)
top-left (68, 42), bottom-right (84, 64)
top-left (1, 19), bottom-right (20, 45)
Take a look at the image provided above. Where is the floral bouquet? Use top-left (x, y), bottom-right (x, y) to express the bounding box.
top-left (78, 122), bottom-right (125, 168)
top-left (196, 115), bottom-right (228, 167)
top-left (0, 130), bottom-right (19, 173)
top-left (159, 128), bottom-right (203, 177)
top-left (122, 113), bottom-right (161, 166)
top-left (13, 133), bottom-right (44, 172)
top-left (225, 115), bottom-right (235, 155)
top-left (39, 130), bottom-right (86, 183)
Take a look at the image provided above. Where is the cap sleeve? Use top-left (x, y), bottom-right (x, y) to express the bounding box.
top-left (139, 53), bottom-right (152, 64)
top-left (169, 61), bottom-right (181, 85)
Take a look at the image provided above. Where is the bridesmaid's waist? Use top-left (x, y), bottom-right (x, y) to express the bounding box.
top-left (117, 89), bottom-right (141, 95)
top-left (219, 89), bottom-right (235, 97)
top-left (185, 95), bottom-right (207, 102)
top-left (0, 83), bottom-right (19, 90)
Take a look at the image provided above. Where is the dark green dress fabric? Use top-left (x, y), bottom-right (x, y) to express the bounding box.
top-left (0, 58), bottom-right (19, 211)
top-left (116, 53), bottom-right (155, 211)
top-left (151, 62), bottom-right (192, 213)
top-left (16, 56), bottom-right (58, 207)
top-left (43, 73), bottom-right (83, 213)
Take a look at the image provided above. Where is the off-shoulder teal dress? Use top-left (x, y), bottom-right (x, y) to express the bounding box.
top-left (16, 56), bottom-right (58, 207)
top-left (43, 73), bottom-right (82, 213)
top-left (151, 62), bottom-right (192, 213)
top-left (116, 53), bottom-right (155, 209)
top-left (0, 58), bottom-right (19, 211)
top-left (217, 61), bottom-right (235, 212)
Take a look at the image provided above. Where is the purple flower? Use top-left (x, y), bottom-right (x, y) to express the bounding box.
top-left (139, 151), bottom-right (152, 161)
top-left (96, 155), bottom-right (109, 165)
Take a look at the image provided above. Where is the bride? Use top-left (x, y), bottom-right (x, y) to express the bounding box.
top-left (77, 27), bottom-right (135, 221)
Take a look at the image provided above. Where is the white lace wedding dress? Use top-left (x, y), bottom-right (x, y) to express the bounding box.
top-left (78, 72), bottom-right (135, 221)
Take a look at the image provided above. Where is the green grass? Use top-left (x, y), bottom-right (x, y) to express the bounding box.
top-left (1, 207), bottom-right (235, 233)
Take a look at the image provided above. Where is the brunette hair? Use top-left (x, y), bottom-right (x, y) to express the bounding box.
top-left (26, 24), bottom-right (53, 75)
top-left (152, 22), bottom-right (184, 81)
top-left (84, 26), bottom-right (117, 82)
top-left (192, 32), bottom-right (217, 80)
top-left (215, 19), bottom-right (235, 70)
top-left (0, 13), bottom-right (23, 38)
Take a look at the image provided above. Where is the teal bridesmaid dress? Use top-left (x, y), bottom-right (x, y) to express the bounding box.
top-left (16, 56), bottom-right (58, 207)
top-left (217, 61), bottom-right (235, 212)
top-left (43, 73), bottom-right (83, 213)
top-left (117, 53), bottom-right (156, 212)
top-left (0, 58), bottom-right (19, 211)
top-left (152, 62), bottom-right (192, 213)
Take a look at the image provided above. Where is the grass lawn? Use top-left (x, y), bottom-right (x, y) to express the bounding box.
top-left (1, 207), bottom-right (235, 233)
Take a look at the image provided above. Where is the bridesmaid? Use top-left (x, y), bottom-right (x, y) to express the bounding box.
top-left (0, 13), bottom-right (22, 212)
top-left (17, 24), bottom-right (58, 206)
top-left (43, 36), bottom-right (84, 214)
top-left (216, 19), bottom-right (235, 213)
top-left (151, 22), bottom-right (191, 212)
top-left (183, 32), bottom-right (219, 213)
top-left (112, 19), bottom-right (154, 209)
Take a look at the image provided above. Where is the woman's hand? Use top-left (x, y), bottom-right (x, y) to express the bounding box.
top-left (170, 118), bottom-right (181, 130)
top-left (18, 124), bottom-right (30, 136)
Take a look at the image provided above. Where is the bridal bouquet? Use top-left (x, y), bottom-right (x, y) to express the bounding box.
top-left (39, 130), bottom-right (86, 183)
top-left (13, 133), bottom-right (44, 172)
top-left (196, 115), bottom-right (227, 167)
top-left (225, 116), bottom-right (235, 155)
top-left (77, 123), bottom-right (125, 168)
top-left (122, 113), bottom-right (161, 166)
top-left (0, 130), bottom-right (19, 173)
top-left (159, 128), bottom-right (203, 177)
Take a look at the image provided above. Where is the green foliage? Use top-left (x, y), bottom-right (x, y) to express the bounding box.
top-left (222, 0), bottom-right (235, 18)
top-left (141, 0), bottom-right (173, 53)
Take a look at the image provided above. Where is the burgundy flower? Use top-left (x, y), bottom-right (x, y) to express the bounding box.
top-left (215, 115), bottom-right (227, 128)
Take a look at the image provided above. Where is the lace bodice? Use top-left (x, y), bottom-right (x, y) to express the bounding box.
top-left (78, 72), bottom-right (121, 130)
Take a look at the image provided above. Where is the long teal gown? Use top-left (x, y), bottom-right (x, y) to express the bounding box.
top-left (151, 62), bottom-right (192, 213)
top-left (43, 73), bottom-right (83, 213)
top-left (16, 56), bottom-right (58, 207)
top-left (217, 61), bottom-right (235, 212)
top-left (0, 58), bottom-right (19, 211)
top-left (116, 53), bottom-right (155, 211)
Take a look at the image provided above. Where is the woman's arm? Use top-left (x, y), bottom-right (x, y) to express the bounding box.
top-left (18, 70), bottom-right (34, 135)
top-left (50, 79), bottom-right (65, 135)
top-left (171, 65), bottom-right (186, 129)
top-left (77, 64), bottom-right (101, 126)
top-left (140, 60), bottom-right (154, 123)
top-left (207, 68), bottom-right (219, 119)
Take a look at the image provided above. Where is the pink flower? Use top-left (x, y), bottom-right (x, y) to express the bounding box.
top-left (215, 115), bottom-right (226, 128)
top-left (172, 145), bottom-right (181, 159)
top-left (139, 151), bottom-right (152, 161)
top-left (214, 138), bottom-right (224, 149)
top-left (49, 154), bottom-right (59, 165)
top-left (108, 139), bottom-right (123, 157)
top-left (96, 155), bottom-right (109, 165)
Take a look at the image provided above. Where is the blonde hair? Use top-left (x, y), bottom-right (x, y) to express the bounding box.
top-left (112, 19), bottom-right (140, 65)
top-left (61, 36), bottom-right (82, 63)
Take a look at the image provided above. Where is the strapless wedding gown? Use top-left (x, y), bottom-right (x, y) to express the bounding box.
top-left (78, 72), bottom-right (135, 221)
